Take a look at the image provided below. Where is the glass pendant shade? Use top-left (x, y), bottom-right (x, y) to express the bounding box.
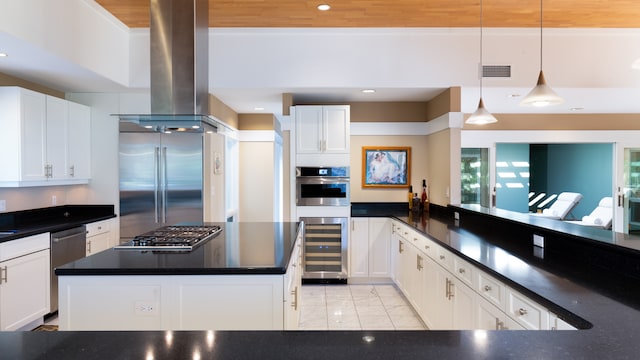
top-left (519, 70), bottom-right (564, 107)
top-left (466, 98), bottom-right (497, 125)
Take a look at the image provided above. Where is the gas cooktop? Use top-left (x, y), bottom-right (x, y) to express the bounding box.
top-left (115, 225), bottom-right (223, 251)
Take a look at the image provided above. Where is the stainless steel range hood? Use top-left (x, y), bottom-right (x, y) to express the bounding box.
top-left (118, 0), bottom-right (215, 129)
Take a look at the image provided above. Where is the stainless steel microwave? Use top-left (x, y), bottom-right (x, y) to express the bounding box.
top-left (295, 167), bottom-right (350, 206)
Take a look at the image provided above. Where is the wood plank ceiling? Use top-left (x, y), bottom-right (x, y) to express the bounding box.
top-left (95, 0), bottom-right (640, 29)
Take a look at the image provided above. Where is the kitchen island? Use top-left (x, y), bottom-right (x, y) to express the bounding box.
top-left (55, 222), bottom-right (303, 331)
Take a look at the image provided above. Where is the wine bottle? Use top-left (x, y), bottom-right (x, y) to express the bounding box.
top-left (421, 179), bottom-right (427, 212)
top-left (408, 185), bottom-right (413, 210)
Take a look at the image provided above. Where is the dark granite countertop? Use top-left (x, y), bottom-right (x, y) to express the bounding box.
top-left (56, 222), bottom-right (302, 276)
top-left (0, 205), bottom-right (116, 244)
top-left (3, 203), bottom-right (640, 359)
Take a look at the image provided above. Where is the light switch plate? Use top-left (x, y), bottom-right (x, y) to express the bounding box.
top-left (0, 200), bottom-right (6, 212)
top-left (533, 234), bottom-right (545, 248)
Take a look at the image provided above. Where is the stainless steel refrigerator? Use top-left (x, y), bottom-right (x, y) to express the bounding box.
top-left (119, 120), bottom-right (215, 240)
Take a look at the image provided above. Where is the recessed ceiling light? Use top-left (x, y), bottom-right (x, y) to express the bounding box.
top-left (0, 52), bottom-right (7, 57)
top-left (317, 4), bottom-right (331, 11)
top-left (254, 107), bottom-right (265, 111)
top-left (570, 107), bottom-right (584, 111)
top-left (507, 94), bottom-right (521, 98)
top-left (362, 89), bottom-right (376, 94)
top-left (632, 58), bottom-right (640, 70)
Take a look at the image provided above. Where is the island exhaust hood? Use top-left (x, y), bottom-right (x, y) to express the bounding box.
top-left (118, 0), bottom-right (215, 131)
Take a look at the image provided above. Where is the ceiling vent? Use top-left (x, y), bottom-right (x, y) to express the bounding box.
top-left (482, 65), bottom-right (511, 78)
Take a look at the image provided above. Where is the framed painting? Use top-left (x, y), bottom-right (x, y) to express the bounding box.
top-left (362, 146), bottom-right (411, 188)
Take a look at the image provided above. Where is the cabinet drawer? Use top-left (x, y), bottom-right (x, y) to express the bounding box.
top-left (421, 237), bottom-right (438, 260)
top-left (86, 219), bottom-right (112, 237)
top-left (507, 288), bottom-right (549, 330)
top-left (435, 246), bottom-right (454, 272)
top-left (394, 222), bottom-right (410, 241)
top-left (0, 233), bottom-right (50, 262)
top-left (408, 229), bottom-right (424, 249)
top-left (477, 272), bottom-right (506, 310)
top-left (453, 257), bottom-right (475, 287)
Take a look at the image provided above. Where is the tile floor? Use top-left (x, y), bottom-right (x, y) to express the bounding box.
top-left (299, 284), bottom-right (427, 330)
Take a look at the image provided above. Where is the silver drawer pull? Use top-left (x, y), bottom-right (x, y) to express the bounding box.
top-left (440, 255), bottom-right (445, 260)
top-left (424, 245), bottom-right (430, 250)
top-left (458, 268), bottom-right (465, 274)
top-left (484, 285), bottom-right (492, 292)
top-left (518, 308), bottom-right (528, 316)
top-left (0, 266), bottom-right (7, 284)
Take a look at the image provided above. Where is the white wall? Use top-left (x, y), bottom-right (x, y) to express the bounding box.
top-left (238, 131), bottom-right (279, 222)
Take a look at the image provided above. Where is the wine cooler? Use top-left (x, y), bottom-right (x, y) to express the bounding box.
top-left (300, 217), bottom-right (348, 281)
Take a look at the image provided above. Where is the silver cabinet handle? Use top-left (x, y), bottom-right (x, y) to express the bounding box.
top-left (87, 240), bottom-right (92, 254)
top-left (416, 255), bottom-right (423, 271)
top-left (424, 245), bottom-right (430, 250)
top-left (291, 286), bottom-right (298, 310)
top-left (445, 278), bottom-right (450, 299)
top-left (154, 147), bottom-right (160, 223)
top-left (484, 285), bottom-right (492, 292)
top-left (440, 255), bottom-right (445, 260)
top-left (70, 165), bottom-right (75, 177)
top-left (458, 268), bottom-right (466, 274)
top-left (518, 308), bottom-right (528, 316)
top-left (0, 266), bottom-right (6, 284)
top-left (399, 240), bottom-right (404, 254)
top-left (161, 147), bottom-right (168, 223)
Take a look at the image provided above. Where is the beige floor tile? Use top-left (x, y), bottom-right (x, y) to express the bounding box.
top-left (355, 305), bottom-right (387, 317)
top-left (359, 315), bottom-right (395, 330)
top-left (299, 283), bottom-right (424, 331)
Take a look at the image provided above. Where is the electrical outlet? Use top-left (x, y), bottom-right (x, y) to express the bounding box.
top-left (134, 301), bottom-right (159, 316)
top-left (533, 234), bottom-right (545, 248)
top-left (0, 200), bottom-right (6, 212)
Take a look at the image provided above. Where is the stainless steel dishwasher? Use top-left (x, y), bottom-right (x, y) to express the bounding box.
top-left (50, 226), bottom-right (86, 313)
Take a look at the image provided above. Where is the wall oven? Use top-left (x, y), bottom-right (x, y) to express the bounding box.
top-left (300, 217), bottom-right (348, 281)
top-left (296, 166), bottom-right (349, 206)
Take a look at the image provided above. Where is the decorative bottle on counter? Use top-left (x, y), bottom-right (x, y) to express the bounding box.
top-left (412, 193), bottom-right (421, 213)
top-left (408, 185), bottom-right (413, 210)
top-left (421, 179), bottom-right (429, 212)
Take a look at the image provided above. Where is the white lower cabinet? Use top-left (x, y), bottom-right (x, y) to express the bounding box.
top-left (350, 218), bottom-right (370, 278)
top-left (350, 218), bottom-right (391, 279)
top-left (284, 233), bottom-right (302, 330)
top-left (60, 233), bottom-right (303, 331)
top-left (477, 296), bottom-right (524, 330)
top-left (0, 233), bottom-right (50, 331)
top-left (369, 218), bottom-right (391, 277)
top-left (550, 313), bottom-right (577, 330)
top-left (389, 219), bottom-right (576, 331)
top-left (506, 288), bottom-right (549, 330)
top-left (85, 218), bottom-right (116, 256)
top-left (423, 258), bottom-right (475, 330)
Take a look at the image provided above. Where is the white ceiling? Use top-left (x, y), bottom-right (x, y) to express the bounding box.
top-left (2, 3), bottom-right (640, 118)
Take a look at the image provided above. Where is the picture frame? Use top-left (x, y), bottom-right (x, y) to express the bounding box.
top-left (362, 146), bottom-right (411, 188)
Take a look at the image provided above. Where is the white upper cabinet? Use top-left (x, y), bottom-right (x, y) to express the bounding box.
top-left (295, 105), bottom-right (350, 155)
top-left (0, 87), bottom-right (91, 187)
top-left (67, 101), bottom-right (91, 180)
top-left (45, 95), bottom-right (69, 179)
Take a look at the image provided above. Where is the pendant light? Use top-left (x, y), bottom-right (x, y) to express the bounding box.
top-left (519, 0), bottom-right (564, 107)
top-left (466, 0), bottom-right (497, 125)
